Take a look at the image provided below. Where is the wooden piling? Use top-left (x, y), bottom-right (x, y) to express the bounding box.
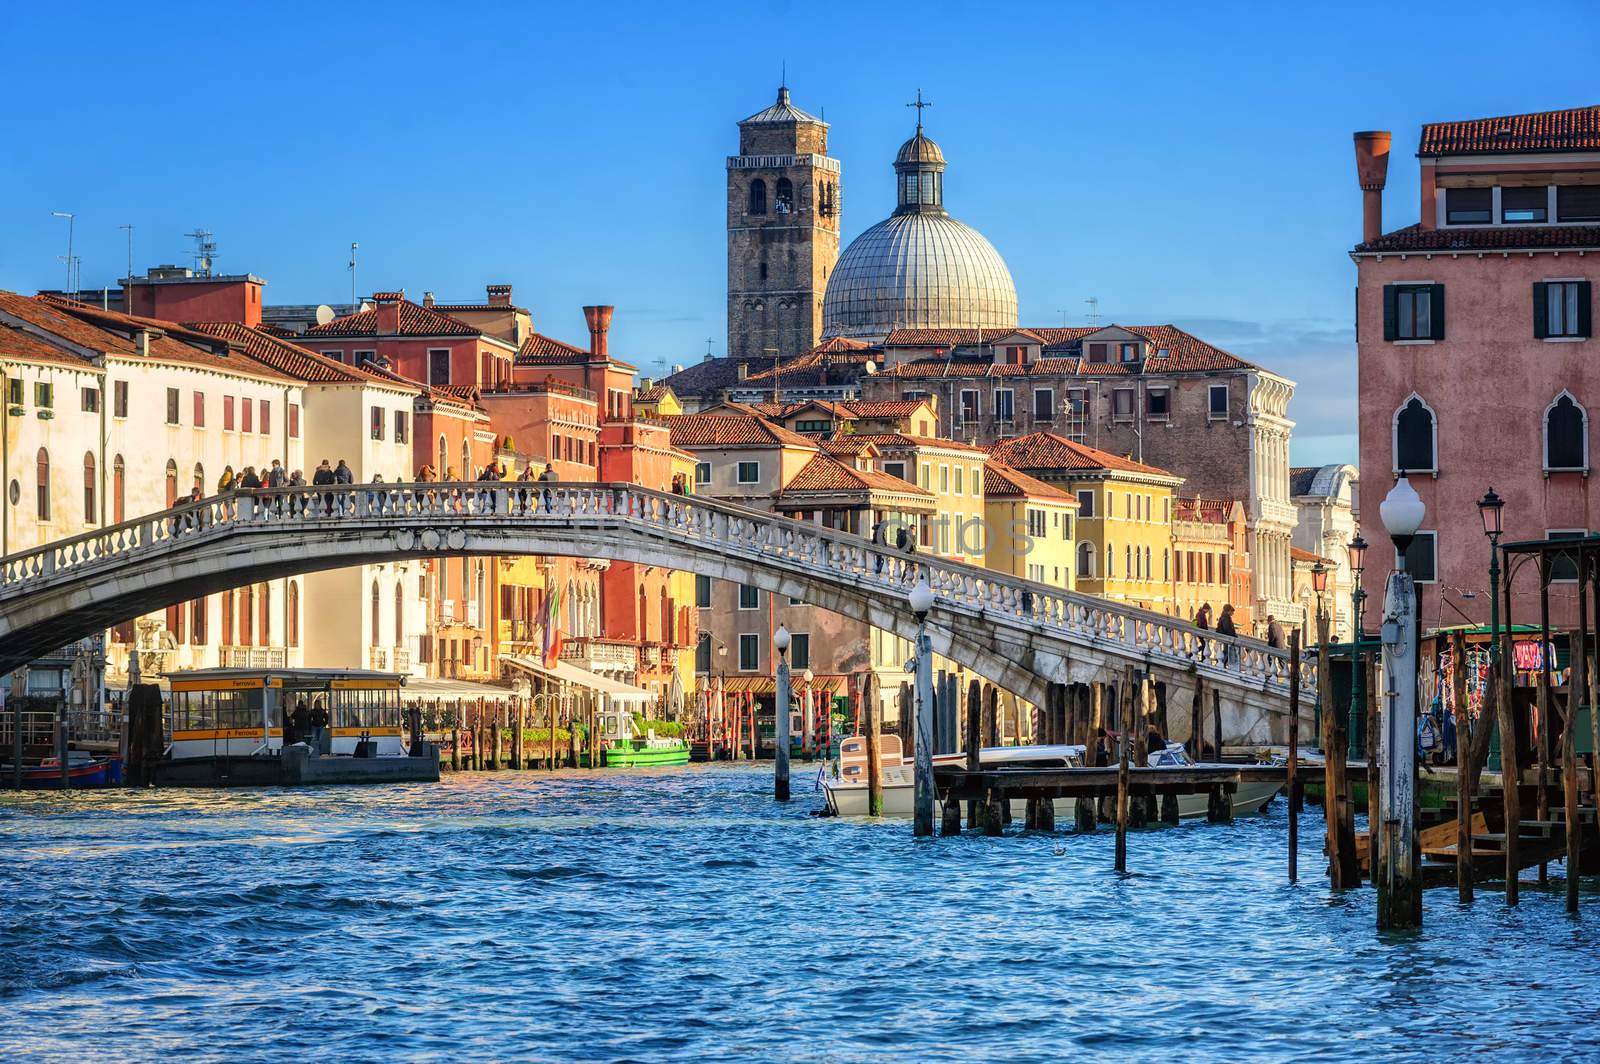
top-left (984, 684), bottom-right (999, 748)
top-left (1206, 784), bottom-right (1232, 823)
top-left (1366, 653), bottom-right (1381, 885)
top-left (982, 792), bottom-right (1004, 837)
top-left (1075, 795), bottom-right (1096, 833)
top-left (1212, 689), bottom-right (1223, 763)
top-left (1091, 682), bottom-right (1104, 746)
top-left (1320, 613), bottom-right (1358, 888)
top-left (1287, 629), bottom-right (1301, 883)
top-left (1037, 794), bottom-right (1055, 831)
top-left (548, 701), bottom-right (559, 771)
top-left (451, 720), bottom-right (461, 771)
top-left (1450, 631), bottom-right (1473, 901)
top-left (864, 672), bottom-right (883, 817)
top-left (1188, 674), bottom-right (1204, 759)
top-left (1495, 626), bottom-right (1522, 906)
top-left (489, 716), bottom-right (501, 771)
top-left (1563, 633), bottom-right (1582, 915)
top-left (1115, 668), bottom-right (1132, 873)
top-left (965, 677), bottom-right (982, 826)
top-left (941, 794), bottom-right (963, 835)
top-left (510, 708), bottom-right (522, 771)
top-left (1160, 792), bottom-right (1179, 825)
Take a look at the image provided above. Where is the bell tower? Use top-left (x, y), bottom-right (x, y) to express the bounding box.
top-left (726, 85), bottom-right (841, 367)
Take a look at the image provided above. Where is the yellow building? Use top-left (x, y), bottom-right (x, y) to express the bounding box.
top-left (990, 432), bottom-right (1183, 614)
top-left (633, 381), bottom-right (683, 418)
top-left (983, 461), bottom-right (1079, 591)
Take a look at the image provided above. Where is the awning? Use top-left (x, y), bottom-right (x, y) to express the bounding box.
top-left (403, 677), bottom-right (518, 701)
top-left (716, 674), bottom-right (846, 697)
top-left (499, 655), bottom-right (654, 704)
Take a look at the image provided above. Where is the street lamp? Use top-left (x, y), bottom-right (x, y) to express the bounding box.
top-left (1348, 535), bottom-right (1368, 759)
top-left (1478, 487), bottom-right (1505, 663)
top-left (1377, 476), bottom-right (1424, 928)
top-left (773, 625), bottom-right (791, 801)
top-left (907, 577), bottom-right (936, 836)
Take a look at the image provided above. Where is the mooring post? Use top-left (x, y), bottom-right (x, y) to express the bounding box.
top-left (1212, 689), bottom-right (1223, 763)
top-left (1115, 668), bottom-right (1132, 872)
top-left (941, 790), bottom-right (962, 834)
top-left (1206, 783), bottom-right (1232, 823)
top-left (548, 700), bottom-right (558, 771)
top-left (1188, 674), bottom-right (1203, 760)
top-left (58, 706), bottom-right (70, 791)
top-left (774, 625), bottom-right (792, 802)
top-left (965, 675), bottom-right (982, 827)
top-left (451, 718), bottom-right (461, 772)
top-left (1450, 631), bottom-right (1472, 902)
top-left (1366, 653), bottom-right (1381, 884)
top-left (1563, 631), bottom-right (1583, 915)
top-left (982, 790), bottom-right (1004, 837)
top-left (511, 705), bottom-right (522, 771)
top-left (864, 674), bottom-right (883, 816)
top-left (1377, 555), bottom-right (1422, 928)
top-left (910, 580), bottom-right (936, 838)
top-left (489, 715), bottom-right (501, 771)
top-left (12, 695), bottom-right (23, 791)
top-left (1495, 626), bottom-right (1521, 907)
top-left (1288, 629), bottom-right (1301, 883)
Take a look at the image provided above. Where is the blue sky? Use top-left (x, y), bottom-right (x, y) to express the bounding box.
top-left (2, 1), bottom-right (1596, 464)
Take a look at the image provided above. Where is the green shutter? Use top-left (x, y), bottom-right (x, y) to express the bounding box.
top-left (1579, 281), bottom-right (1593, 339)
top-left (1382, 285), bottom-right (1398, 341)
top-left (1428, 284), bottom-right (1446, 340)
top-left (1533, 282), bottom-right (1550, 339)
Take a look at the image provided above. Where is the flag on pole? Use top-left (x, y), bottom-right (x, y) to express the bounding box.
top-left (542, 582), bottom-right (564, 669)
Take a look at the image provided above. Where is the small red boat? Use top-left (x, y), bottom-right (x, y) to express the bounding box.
top-left (0, 754), bottom-right (123, 789)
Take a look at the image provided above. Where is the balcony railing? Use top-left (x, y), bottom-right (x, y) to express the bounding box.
top-left (369, 647), bottom-right (388, 671)
top-left (392, 647), bottom-right (412, 673)
top-left (220, 646), bottom-right (287, 669)
top-left (560, 638), bottom-right (636, 667)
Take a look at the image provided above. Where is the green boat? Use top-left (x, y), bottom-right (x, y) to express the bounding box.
top-left (597, 709), bottom-right (690, 768)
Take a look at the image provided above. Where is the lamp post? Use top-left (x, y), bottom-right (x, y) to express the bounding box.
top-left (908, 577), bottom-right (936, 836)
top-left (1377, 476), bottom-right (1425, 929)
top-left (1478, 487), bottom-right (1505, 662)
top-left (802, 667), bottom-right (815, 757)
top-left (1348, 535), bottom-right (1368, 760)
top-left (717, 642), bottom-right (728, 760)
top-left (774, 625), bottom-right (791, 801)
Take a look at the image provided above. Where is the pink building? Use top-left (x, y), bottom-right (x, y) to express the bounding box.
top-left (1354, 105), bottom-right (1600, 628)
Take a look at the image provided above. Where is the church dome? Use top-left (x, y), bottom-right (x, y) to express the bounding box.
top-left (823, 120), bottom-right (1016, 341)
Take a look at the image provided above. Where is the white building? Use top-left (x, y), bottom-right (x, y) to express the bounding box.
top-left (1290, 463), bottom-right (1359, 640)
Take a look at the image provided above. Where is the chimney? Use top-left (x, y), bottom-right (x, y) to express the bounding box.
top-left (487, 284), bottom-right (513, 307)
top-left (582, 305), bottom-right (613, 358)
top-left (737, 361), bottom-right (749, 381)
top-left (373, 290), bottom-right (403, 334)
top-left (423, 291), bottom-right (436, 307)
top-left (1353, 131), bottom-right (1392, 244)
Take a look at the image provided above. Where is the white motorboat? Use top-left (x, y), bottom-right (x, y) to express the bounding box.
top-left (818, 735), bottom-right (1083, 817)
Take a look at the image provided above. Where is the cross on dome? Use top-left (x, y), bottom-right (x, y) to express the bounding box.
top-left (906, 88), bottom-right (933, 131)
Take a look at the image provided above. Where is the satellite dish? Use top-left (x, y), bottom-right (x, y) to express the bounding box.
top-left (314, 304), bottom-right (336, 325)
top-left (864, 360), bottom-right (878, 375)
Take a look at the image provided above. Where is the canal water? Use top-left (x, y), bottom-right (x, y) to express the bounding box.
top-left (2, 765), bottom-right (1596, 1062)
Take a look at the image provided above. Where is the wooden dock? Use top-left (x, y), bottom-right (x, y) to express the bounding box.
top-left (934, 762), bottom-right (1362, 803)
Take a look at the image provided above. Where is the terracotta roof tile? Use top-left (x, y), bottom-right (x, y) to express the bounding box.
top-left (516, 333), bottom-right (592, 364)
top-left (664, 413), bottom-right (817, 449)
top-left (1355, 223), bottom-right (1600, 254)
top-left (303, 297), bottom-right (480, 338)
top-left (185, 321), bottom-right (420, 391)
top-left (1419, 105), bottom-right (1600, 155)
top-left (783, 454), bottom-right (933, 496)
top-left (0, 321), bottom-right (98, 370)
top-left (983, 461), bottom-right (1077, 502)
top-left (844, 431), bottom-right (989, 454)
top-left (989, 431), bottom-right (1178, 478)
top-left (1291, 546), bottom-right (1333, 564)
top-left (1174, 497), bottom-right (1240, 524)
top-left (882, 325), bottom-right (1252, 374)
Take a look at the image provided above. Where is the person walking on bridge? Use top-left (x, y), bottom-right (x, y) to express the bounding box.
top-left (1217, 603), bottom-right (1239, 667)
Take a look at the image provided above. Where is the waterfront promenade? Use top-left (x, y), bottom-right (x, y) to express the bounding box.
top-left (2, 764), bottom-right (1596, 1062)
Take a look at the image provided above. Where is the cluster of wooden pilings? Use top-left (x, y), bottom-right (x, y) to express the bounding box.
top-left (418, 697), bottom-right (601, 772)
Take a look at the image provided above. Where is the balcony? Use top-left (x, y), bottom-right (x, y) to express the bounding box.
top-left (220, 646), bottom-right (287, 669)
top-left (369, 647), bottom-right (388, 671)
top-left (560, 637), bottom-right (637, 668)
top-left (392, 647), bottom-right (412, 673)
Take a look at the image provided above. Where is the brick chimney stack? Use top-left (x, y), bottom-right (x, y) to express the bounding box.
top-left (1353, 131), bottom-right (1392, 243)
top-left (373, 291), bottom-right (404, 334)
top-left (583, 305), bottom-right (613, 358)
top-left (487, 284), bottom-right (513, 307)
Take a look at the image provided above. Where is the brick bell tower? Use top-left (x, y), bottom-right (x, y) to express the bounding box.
top-left (726, 85), bottom-right (841, 367)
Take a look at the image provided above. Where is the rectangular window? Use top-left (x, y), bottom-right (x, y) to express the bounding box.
top-left (736, 461), bottom-right (759, 484)
top-left (1535, 281), bottom-right (1591, 339)
top-left (883, 461), bottom-right (908, 481)
top-left (1557, 186), bottom-right (1600, 223)
top-left (939, 465), bottom-right (949, 493)
top-left (959, 389), bottom-right (979, 424)
top-left (113, 380), bottom-right (128, 418)
top-left (1208, 384), bottom-right (1229, 419)
top-left (1027, 508), bottom-right (1046, 537)
top-left (81, 387), bottom-right (99, 413)
top-left (1112, 388), bottom-right (1134, 421)
top-left (322, 350), bottom-right (344, 364)
top-left (165, 387), bottom-right (179, 425)
top-left (288, 403), bottom-right (300, 439)
top-left (1087, 342), bottom-right (1109, 364)
top-left (1076, 490), bottom-right (1096, 517)
top-left (1383, 284), bottom-right (1445, 341)
top-left (738, 633), bottom-right (760, 671)
top-left (241, 398), bottom-right (253, 434)
top-left (796, 419), bottom-right (831, 433)
top-left (1399, 531), bottom-right (1438, 584)
top-left (428, 349), bottom-right (451, 386)
top-left (192, 391), bottom-right (205, 427)
top-left (790, 633), bottom-right (810, 670)
top-left (1147, 388), bottom-right (1170, 420)
top-left (1444, 186), bottom-right (1492, 224)
top-left (223, 395), bottom-right (235, 430)
top-left (954, 465), bottom-right (964, 495)
top-left (353, 349), bottom-right (376, 366)
top-left (1502, 186), bottom-right (1548, 224)
top-left (995, 389), bottom-right (1014, 423)
top-left (1032, 387), bottom-right (1055, 421)
top-left (738, 584), bottom-right (760, 610)
top-left (394, 410), bottom-right (409, 444)
top-left (371, 406), bottom-right (385, 440)
top-left (695, 638), bottom-right (712, 673)
top-left (1119, 342), bottom-right (1140, 363)
top-left (695, 575), bottom-right (712, 608)
top-left (260, 400), bottom-right (270, 435)
top-left (695, 461), bottom-right (711, 484)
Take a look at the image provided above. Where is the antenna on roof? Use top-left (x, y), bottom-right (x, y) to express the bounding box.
top-left (119, 224), bottom-right (135, 285)
top-left (1084, 296), bottom-right (1100, 327)
top-left (185, 229), bottom-right (217, 277)
top-left (348, 242), bottom-right (359, 307)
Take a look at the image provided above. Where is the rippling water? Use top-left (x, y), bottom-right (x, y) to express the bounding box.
top-left (1, 765), bottom-right (1596, 1062)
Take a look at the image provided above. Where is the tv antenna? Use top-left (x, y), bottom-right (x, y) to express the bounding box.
top-left (1084, 296), bottom-right (1100, 327)
top-left (348, 242), bottom-right (359, 306)
top-left (51, 211), bottom-right (74, 296)
top-left (185, 229), bottom-right (217, 277)
top-left (119, 224), bottom-right (135, 283)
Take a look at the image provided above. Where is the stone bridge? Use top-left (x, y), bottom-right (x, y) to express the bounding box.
top-left (0, 484), bottom-right (1318, 744)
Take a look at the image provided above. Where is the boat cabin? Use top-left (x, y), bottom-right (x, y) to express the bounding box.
top-left (166, 668), bottom-right (410, 760)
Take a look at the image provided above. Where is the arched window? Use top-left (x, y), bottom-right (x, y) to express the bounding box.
top-left (221, 587), bottom-right (235, 646)
top-left (1545, 391), bottom-right (1588, 472)
top-left (259, 583), bottom-right (271, 646)
top-left (1077, 542), bottom-right (1095, 578)
top-left (1106, 541), bottom-right (1115, 577)
top-left (164, 459), bottom-right (178, 508)
top-left (113, 455), bottom-right (125, 523)
top-left (193, 463), bottom-right (205, 493)
top-left (371, 580), bottom-right (382, 647)
top-left (35, 448), bottom-right (50, 521)
top-left (1125, 544), bottom-right (1132, 578)
top-left (190, 596), bottom-right (207, 645)
top-left (82, 452), bottom-right (96, 524)
top-left (748, 178), bottom-right (767, 215)
top-left (1393, 395), bottom-right (1437, 473)
top-left (240, 586), bottom-right (254, 646)
top-left (775, 178), bottom-right (793, 214)
top-left (1144, 546), bottom-right (1152, 581)
top-left (287, 581), bottom-right (299, 648)
top-left (394, 580), bottom-right (405, 647)
top-left (461, 440), bottom-right (472, 480)
top-left (437, 435), bottom-right (448, 477)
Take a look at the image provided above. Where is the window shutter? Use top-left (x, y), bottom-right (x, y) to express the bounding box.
top-left (1382, 285), bottom-right (1398, 341)
top-left (1428, 284), bottom-right (1446, 340)
top-left (1533, 282), bottom-right (1549, 339)
top-left (1579, 281), bottom-right (1593, 339)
